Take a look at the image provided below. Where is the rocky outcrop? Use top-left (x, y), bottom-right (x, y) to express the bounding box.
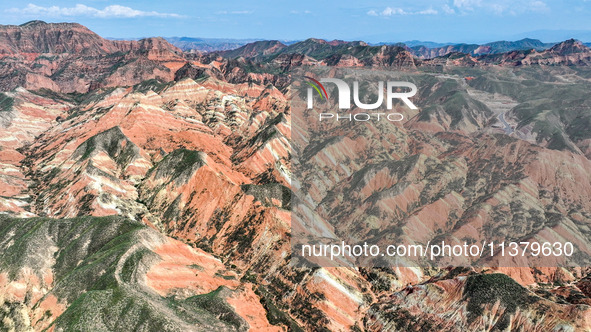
top-left (0, 21), bottom-right (186, 93)
top-left (0, 21), bottom-right (119, 55)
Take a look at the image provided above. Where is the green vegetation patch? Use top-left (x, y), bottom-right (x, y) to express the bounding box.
top-left (0, 215), bottom-right (248, 331)
top-left (464, 273), bottom-right (537, 330)
top-left (0, 93), bottom-right (14, 112)
top-left (133, 79), bottom-right (173, 94)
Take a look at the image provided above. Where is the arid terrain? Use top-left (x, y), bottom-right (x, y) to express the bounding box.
top-left (1, 21), bottom-right (591, 331)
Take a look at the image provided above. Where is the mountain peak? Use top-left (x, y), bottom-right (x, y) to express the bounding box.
top-left (0, 21), bottom-right (183, 57)
top-left (0, 21), bottom-right (115, 54)
top-left (549, 38), bottom-right (589, 55)
top-left (19, 20), bottom-right (47, 27)
top-left (220, 40), bottom-right (287, 58)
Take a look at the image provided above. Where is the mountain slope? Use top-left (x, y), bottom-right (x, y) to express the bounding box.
top-left (219, 40), bottom-right (286, 58)
top-left (409, 38), bottom-right (554, 58)
top-left (0, 21), bottom-right (184, 93)
top-left (0, 20), bottom-right (120, 55)
top-left (0, 215), bottom-right (274, 331)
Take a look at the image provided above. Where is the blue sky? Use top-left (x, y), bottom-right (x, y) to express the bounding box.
top-left (1, 0), bottom-right (590, 43)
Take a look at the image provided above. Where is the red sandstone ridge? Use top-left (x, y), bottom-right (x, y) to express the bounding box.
top-left (0, 21), bottom-right (186, 92)
top-left (0, 21), bottom-right (182, 56)
top-left (0, 21), bottom-right (120, 55)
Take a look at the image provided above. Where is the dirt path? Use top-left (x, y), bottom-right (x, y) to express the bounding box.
top-left (497, 112), bottom-right (514, 134)
top-left (466, 88), bottom-right (518, 134)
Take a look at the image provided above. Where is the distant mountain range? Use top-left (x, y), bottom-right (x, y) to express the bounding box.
top-left (207, 37), bottom-right (591, 66)
top-left (163, 37), bottom-right (264, 53)
top-left (407, 38), bottom-right (556, 58)
top-left (105, 36), bottom-right (263, 53)
top-left (511, 29), bottom-right (591, 44)
top-left (163, 36), bottom-right (591, 59)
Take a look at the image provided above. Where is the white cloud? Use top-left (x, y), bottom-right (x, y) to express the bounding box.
top-left (442, 4), bottom-right (455, 14)
top-left (452, 0), bottom-right (548, 14)
top-left (453, 0), bottom-right (482, 11)
top-left (528, 1), bottom-right (548, 11)
top-left (367, 6), bottom-right (438, 16)
top-left (381, 7), bottom-right (409, 15)
top-left (7, 3), bottom-right (183, 18)
top-left (417, 7), bottom-right (439, 15)
top-left (368, 0), bottom-right (547, 17)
